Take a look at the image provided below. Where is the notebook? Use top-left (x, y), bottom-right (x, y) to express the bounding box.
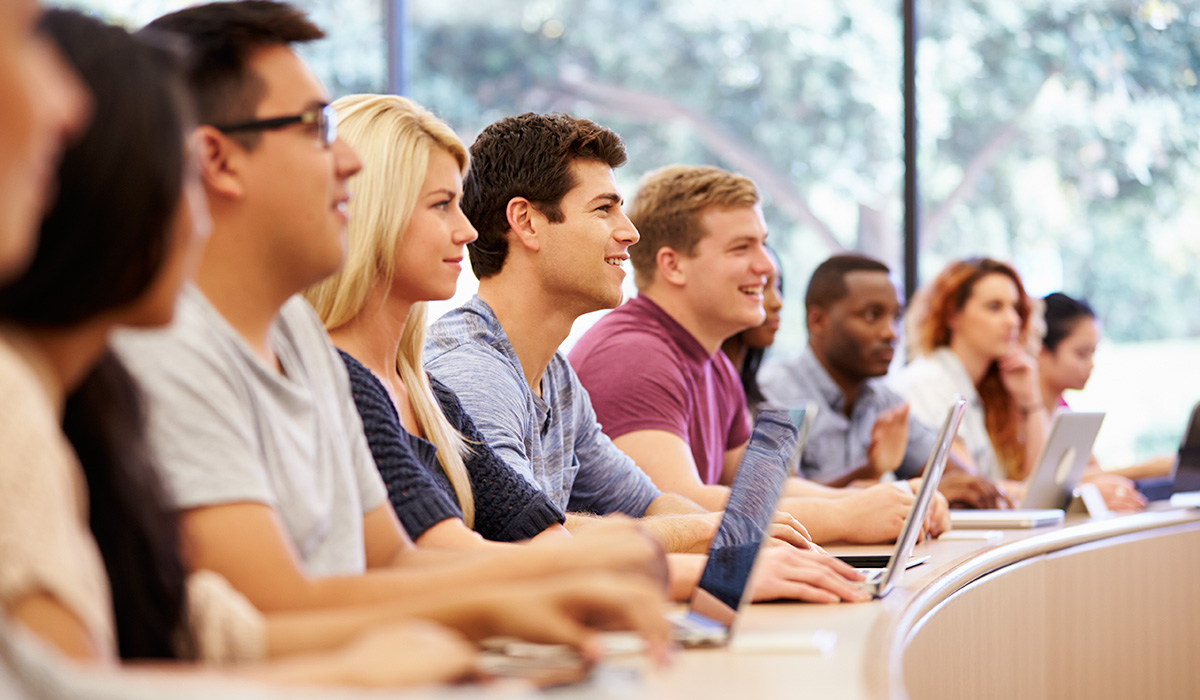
top-left (842, 397), bottom-right (967, 598)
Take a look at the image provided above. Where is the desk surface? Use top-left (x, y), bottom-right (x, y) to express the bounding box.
top-left (608, 506), bottom-right (1200, 700)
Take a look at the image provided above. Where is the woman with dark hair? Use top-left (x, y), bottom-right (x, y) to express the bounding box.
top-left (895, 257), bottom-right (1047, 483)
top-left (0, 9), bottom-right (485, 687)
top-left (721, 247), bottom-right (783, 414)
top-left (1037, 292), bottom-right (1155, 510)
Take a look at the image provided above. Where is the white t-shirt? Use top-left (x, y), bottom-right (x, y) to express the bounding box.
top-left (112, 285), bottom-right (388, 577)
top-left (891, 347), bottom-right (1002, 480)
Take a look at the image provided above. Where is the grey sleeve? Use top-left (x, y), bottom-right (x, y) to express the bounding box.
top-left (112, 331), bottom-right (276, 510)
top-left (566, 379), bottom-right (661, 517)
top-left (424, 348), bottom-right (540, 487)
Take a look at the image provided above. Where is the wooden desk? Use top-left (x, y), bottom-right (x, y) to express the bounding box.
top-left (617, 508), bottom-right (1200, 700)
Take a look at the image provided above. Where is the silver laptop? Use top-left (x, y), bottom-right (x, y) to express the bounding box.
top-left (950, 411), bottom-right (1103, 529)
top-left (843, 397), bottom-right (967, 599)
top-left (669, 407), bottom-right (805, 647)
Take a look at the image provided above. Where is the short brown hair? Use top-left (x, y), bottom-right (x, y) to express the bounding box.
top-left (144, 0), bottom-right (323, 145)
top-left (463, 113), bottom-right (626, 279)
top-left (627, 165), bottom-right (759, 288)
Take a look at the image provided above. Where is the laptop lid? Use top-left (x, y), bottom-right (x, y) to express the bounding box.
top-left (1020, 411), bottom-right (1105, 510)
top-left (1171, 401), bottom-right (1200, 493)
top-left (874, 396), bottom-right (966, 597)
top-left (784, 402), bottom-right (818, 476)
top-left (687, 408), bottom-right (799, 631)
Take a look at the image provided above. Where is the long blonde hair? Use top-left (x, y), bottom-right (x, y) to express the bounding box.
top-left (305, 94), bottom-right (475, 526)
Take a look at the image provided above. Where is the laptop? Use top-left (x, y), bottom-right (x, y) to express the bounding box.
top-left (1139, 401), bottom-right (1200, 502)
top-left (837, 397), bottom-right (967, 598)
top-left (670, 406), bottom-right (803, 646)
top-left (784, 402), bottom-right (818, 476)
top-left (950, 411), bottom-right (1104, 529)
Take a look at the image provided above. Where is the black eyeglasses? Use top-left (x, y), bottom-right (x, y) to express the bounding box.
top-left (213, 104), bottom-right (338, 147)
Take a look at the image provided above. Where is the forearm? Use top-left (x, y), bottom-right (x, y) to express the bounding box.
top-left (782, 476), bottom-right (853, 499)
top-left (665, 553), bottom-right (706, 601)
top-left (638, 513), bottom-right (719, 553)
top-left (810, 465), bottom-right (877, 489)
top-left (414, 518), bottom-right (504, 551)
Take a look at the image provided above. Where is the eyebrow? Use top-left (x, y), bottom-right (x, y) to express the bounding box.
top-left (587, 193), bottom-right (622, 208)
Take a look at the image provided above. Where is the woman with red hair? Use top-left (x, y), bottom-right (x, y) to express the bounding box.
top-left (895, 258), bottom-right (1048, 483)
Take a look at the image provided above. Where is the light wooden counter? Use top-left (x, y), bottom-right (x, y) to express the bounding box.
top-left (614, 507), bottom-right (1200, 700)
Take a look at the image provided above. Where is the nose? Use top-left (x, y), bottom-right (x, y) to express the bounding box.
top-left (614, 208), bottom-right (639, 245)
top-left (751, 244), bottom-right (774, 276)
top-left (333, 137), bottom-right (363, 179)
top-left (883, 316), bottom-right (899, 341)
top-left (453, 207), bottom-right (478, 246)
top-left (37, 38), bottom-right (90, 145)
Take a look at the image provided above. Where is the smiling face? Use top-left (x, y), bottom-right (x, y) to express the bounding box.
top-left (235, 44), bottom-right (362, 292)
top-left (812, 270), bottom-right (903, 382)
top-left (949, 272), bottom-right (1023, 361)
top-left (390, 147), bottom-right (478, 304)
top-left (676, 205), bottom-right (774, 343)
top-left (0, 0), bottom-right (88, 282)
top-left (1039, 316), bottom-right (1099, 393)
top-left (536, 158), bottom-right (639, 314)
top-left (739, 262), bottom-right (783, 350)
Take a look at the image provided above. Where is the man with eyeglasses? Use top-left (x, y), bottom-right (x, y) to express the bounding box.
top-left (110, 0), bottom-right (674, 658)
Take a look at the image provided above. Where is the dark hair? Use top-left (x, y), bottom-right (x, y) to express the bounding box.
top-left (463, 113), bottom-right (627, 278)
top-left (0, 9), bottom-right (192, 659)
top-left (1042, 292), bottom-right (1096, 353)
top-left (144, 0), bottom-right (324, 145)
top-left (804, 254), bottom-right (891, 314)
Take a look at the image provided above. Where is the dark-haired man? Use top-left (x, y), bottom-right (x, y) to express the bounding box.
top-left (761, 254), bottom-right (1010, 508)
top-left (110, 1), bottom-right (673, 655)
top-left (426, 113), bottom-right (868, 603)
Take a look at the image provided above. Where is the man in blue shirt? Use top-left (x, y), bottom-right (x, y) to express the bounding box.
top-left (761, 255), bottom-right (1009, 507)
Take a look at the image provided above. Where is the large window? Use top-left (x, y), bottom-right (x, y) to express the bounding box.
top-left (62, 0), bottom-right (1200, 466)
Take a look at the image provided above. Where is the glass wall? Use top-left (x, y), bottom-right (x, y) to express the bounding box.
top-left (58, 0), bottom-right (1199, 466)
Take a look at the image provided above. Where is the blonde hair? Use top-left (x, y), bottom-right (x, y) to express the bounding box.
top-left (305, 94), bottom-right (475, 527)
top-left (627, 165), bottom-right (760, 288)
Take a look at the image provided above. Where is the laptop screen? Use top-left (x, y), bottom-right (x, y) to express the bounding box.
top-left (875, 397), bottom-right (966, 595)
top-left (692, 408), bottom-right (797, 617)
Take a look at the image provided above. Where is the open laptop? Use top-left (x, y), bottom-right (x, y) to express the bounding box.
top-left (835, 397), bottom-right (966, 598)
top-left (1139, 400), bottom-right (1200, 503)
top-left (669, 407), bottom-right (803, 647)
top-left (949, 411), bottom-right (1103, 529)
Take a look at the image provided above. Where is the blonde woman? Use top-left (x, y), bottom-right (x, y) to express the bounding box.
top-left (306, 95), bottom-right (568, 547)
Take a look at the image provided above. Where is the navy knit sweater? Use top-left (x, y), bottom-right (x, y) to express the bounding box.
top-left (340, 350), bottom-right (565, 542)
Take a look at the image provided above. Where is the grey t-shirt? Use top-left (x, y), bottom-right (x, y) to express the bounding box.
top-left (111, 285), bottom-right (388, 577)
top-left (424, 296), bottom-right (660, 517)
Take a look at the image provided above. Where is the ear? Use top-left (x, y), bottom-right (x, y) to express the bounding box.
top-left (655, 246), bottom-right (686, 287)
top-left (193, 126), bottom-right (246, 201)
top-left (807, 305), bottom-right (828, 336)
top-left (505, 197), bottom-right (541, 253)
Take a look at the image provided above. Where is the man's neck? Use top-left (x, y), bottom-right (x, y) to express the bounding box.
top-left (476, 272), bottom-right (579, 396)
top-left (195, 230), bottom-right (294, 370)
top-left (639, 286), bottom-right (728, 356)
top-left (809, 343), bottom-right (865, 416)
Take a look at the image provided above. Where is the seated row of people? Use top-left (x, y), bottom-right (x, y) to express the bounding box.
top-left (0, 0), bottom-right (1151, 694)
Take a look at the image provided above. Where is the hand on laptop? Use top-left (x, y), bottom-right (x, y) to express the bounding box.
top-left (918, 487), bottom-right (951, 539)
top-left (466, 572), bottom-right (674, 668)
top-left (938, 468), bottom-right (1012, 509)
top-left (765, 510), bottom-right (815, 549)
top-left (1082, 473), bottom-right (1147, 512)
top-left (748, 546), bottom-right (870, 603)
top-left (835, 482), bottom-right (917, 544)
